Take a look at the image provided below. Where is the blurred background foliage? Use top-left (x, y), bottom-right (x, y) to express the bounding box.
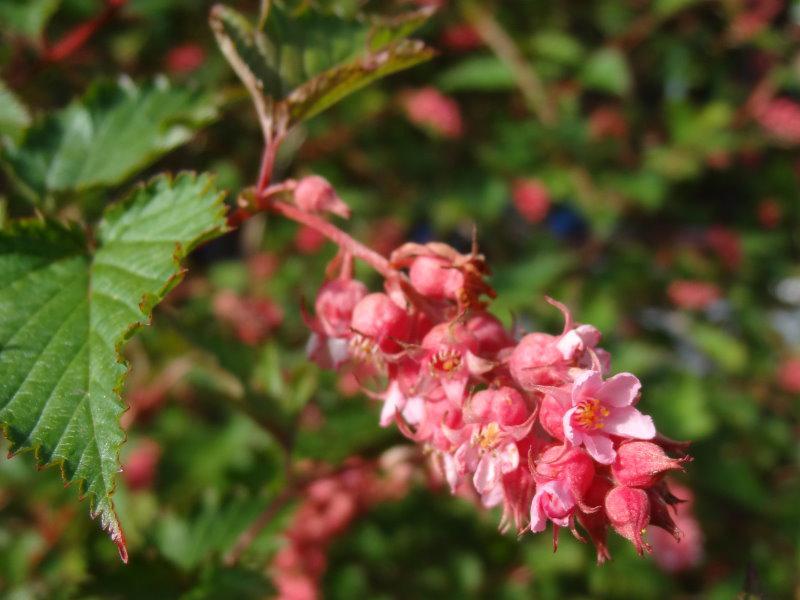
top-left (1, 0), bottom-right (800, 597)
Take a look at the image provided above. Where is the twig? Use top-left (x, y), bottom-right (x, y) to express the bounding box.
top-left (224, 487), bottom-right (296, 566)
top-left (462, 1), bottom-right (556, 126)
top-left (43, 0), bottom-right (128, 63)
top-left (269, 200), bottom-right (394, 278)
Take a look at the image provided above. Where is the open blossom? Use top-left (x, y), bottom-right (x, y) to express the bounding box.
top-left (561, 371), bottom-right (655, 464)
top-left (290, 174), bottom-right (691, 562)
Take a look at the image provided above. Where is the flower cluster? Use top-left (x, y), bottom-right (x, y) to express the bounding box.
top-left (280, 177), bottom-right (692, 562)
top-left (273, 452), bottom-right (415, 600)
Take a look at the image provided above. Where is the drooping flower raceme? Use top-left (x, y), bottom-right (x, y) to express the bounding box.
top-left (270, 176), bottom-right (692, 564)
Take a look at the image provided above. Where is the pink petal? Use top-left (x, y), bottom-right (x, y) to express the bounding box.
top-left (473, 455), bottom-right (498, 493)
top-left (441, 375), bottom-right (468, 406)
top-left (571, 370), bottom-right (603, 403)
top-left (556, 329), bottom-right (584, 361)
top-left (582, 433), bottom-right (616, 464)
top-left (480, 482), bottom-right (505, 508)
top-left (575, 324), bottom-right (601, 348)
top-left (562, 406), bottom-right (579, 444)
top-left (530, 488), bottom-right (548, 533)
top-left (596, 372), bottom-right (641, 407)
top-left (604, 406), bottom-right (656, 439)
top-left (498, 443), bottom-right (520, 473)
top-left (442, 453), bottom-right (459, 493)
top-left (402, 396), bottom-right (426, 425)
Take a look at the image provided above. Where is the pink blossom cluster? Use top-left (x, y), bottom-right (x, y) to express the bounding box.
top-left (273, 453), bottom-right (415, 600)
top-left (293, 181), bottom-right (693, 562)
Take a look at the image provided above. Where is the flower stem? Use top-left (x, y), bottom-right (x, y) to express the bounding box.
top-left (269, 200), bottom-right (394, 279)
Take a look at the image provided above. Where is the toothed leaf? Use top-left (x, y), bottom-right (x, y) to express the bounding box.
top-left (1, 79), bottom-right (217, 201)
top-left (0, 172), bottom-right (227, 560)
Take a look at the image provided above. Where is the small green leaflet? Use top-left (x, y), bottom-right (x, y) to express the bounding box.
top-left (210, 4), bottom-right (435, 130)
top-left (0, 172), bottom-right (227, 560)
top-left (0, 79), bottom-right (32, 142)
top-left (1, 78), bottom-right (217, 201)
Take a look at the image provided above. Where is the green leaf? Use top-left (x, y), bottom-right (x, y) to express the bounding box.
top-left (0, 172), bottom-right (226, 560)
top-left (2, 79), bottom-right (217, 201)
top-left (580, 47), bottom-right (632, 96)
top-left (286, 38), bottom-right (435, 124)
top-left (211, 3), bottom-right (434, 129)
top-left (209, 5), bottom-right (285, 102)
top-left (0, 0), bottom-right (60, 39)
top-left (437, 55), bottom-right (516, 92)
top-left (157, 495), bottom-right (266, 570)
top-left (0, 80), bottom-right (31, 143)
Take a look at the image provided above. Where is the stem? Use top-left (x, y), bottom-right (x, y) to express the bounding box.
top-left (43, 0), bottom-right (127, 62)
top-left (270, 200), bottom-right (394, 279)
top-left (463, 1), bottom-right (556, 126)
top-left (224, 487), bottom-right (295, 566)
top-left (256, 134), bottom-right (283, 195)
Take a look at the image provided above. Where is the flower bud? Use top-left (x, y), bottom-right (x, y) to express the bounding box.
top-left (605, 486), bottom-right (651, 555)
top-left (351, 293), bottom-right (410, 352)
top-left (611, 441), bottom-right (686, 488)
top-left (509, 333), bottom-right (565, 389)
top-left (534, 446), bottom-right (594, 502)
top-left (294, 175), bottom-right (351, 218)
top-left (409, 255), bottom-right (464, 300)
top-left (538, 392), bottom-right (567, 440)
top-left (468, 387), bottom-right (529, 426)
top-left (511, 178), bottom-right (550, 224)
top-left (315, 279), bottom-right (368, 338)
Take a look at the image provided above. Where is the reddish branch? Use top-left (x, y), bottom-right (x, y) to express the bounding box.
top-left (43, 0), bottom-right (128, 63)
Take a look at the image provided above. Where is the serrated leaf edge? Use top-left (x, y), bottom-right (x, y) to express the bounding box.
top-left (0, 171), bottom-right (228, 562)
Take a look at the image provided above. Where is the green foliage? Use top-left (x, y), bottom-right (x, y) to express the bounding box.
top-left (2, 80), bottom-right (217, 201)
top-left (210, 3), bottom-right (434, 130)
top-left (0, 173), bottom-right (226, 557)
top-left (0, 80), bottom-right (31, 142)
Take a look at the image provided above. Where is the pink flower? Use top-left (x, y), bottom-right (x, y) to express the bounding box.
top-left (314, 279), bottom-right (368, 338)
top-left (419, 323), bottom-right (494, 405)
top-left (778, 357), bottom-right (800, 394)
top-left (402, 87), bottom-right (464, 139)
top-left (757, 198), bottom-right (782, 229)
top-left (667, 280), bottom-right (721, 310)
top-left (561, 370), bottom-right (655, 464)
top-left (530, 447), bottom-right (595, 533)
top-left (706, 225), bottom-right (742, 270)
top-left (756, 97), bottom-right (800, 144)
top-left (350, 292), bottom-right (411, 354)
top-left (510, 298), bottom-right (609, 390)
top-left (165, 43), bottom-right (206, 74)
top-left (294, 175), bottom-right (351, 218)
top-left (530, 479), bottom-right (574, 532)
top-left (511, 178), bottom-right (550, 224)
top-left (451, 388), bottom-right (534, 502)
top-left (612, 441), bottom-right (687, 488)
top-left (122, 438), bottom-right (161, 491)
top-left (605, 486), bottom-right (651, 555)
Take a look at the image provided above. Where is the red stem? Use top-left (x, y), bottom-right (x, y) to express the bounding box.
top-left (270, 200), bottom-right (394, 278)
top-left (43, 0), bottom-right (127, 63)
top-left (256, 135), bottom-right (283, 195)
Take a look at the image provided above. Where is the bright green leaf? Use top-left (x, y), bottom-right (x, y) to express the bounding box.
top-left (0, 80), bottom-right (31, 143)
top-left (286, 39), bottom-right (434, 124)
top-left (580, 47), bottom-right (632, 96)
top-left (437, 55), bottom-right (516, 92)
top-left (0, 172), bottom-right (226, 559)
top-left (2, 79), bottom-right (217, 200)
top-left (0, 0), bottom-right (60, 39)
